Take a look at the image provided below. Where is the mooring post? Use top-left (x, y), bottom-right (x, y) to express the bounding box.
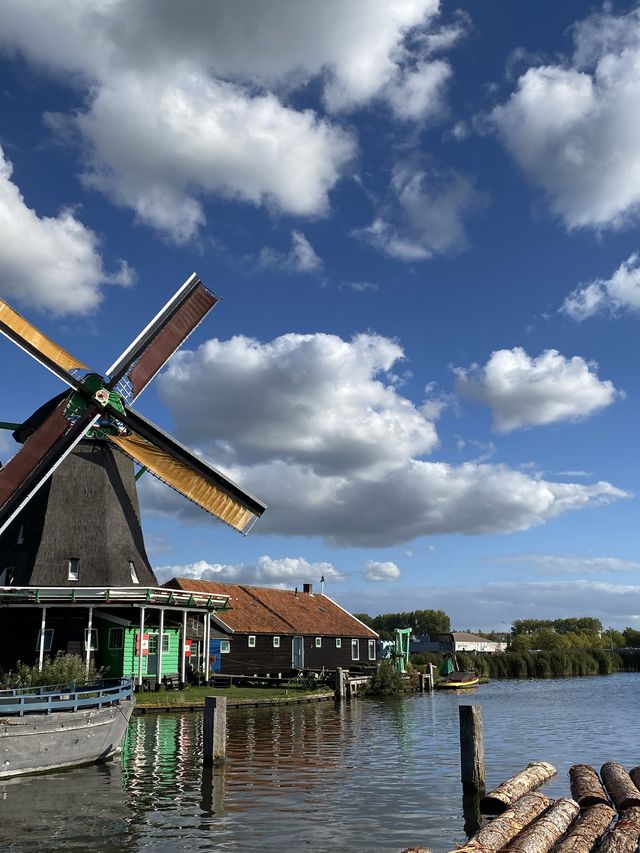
top-left (203, 696), bottom-right (227, 765)
top-left (335, 667), bottom-right (347, 701)
top-left (459, 704), bottom-right (485, 789)
top-left (428, 662), bottom-right (436, 691)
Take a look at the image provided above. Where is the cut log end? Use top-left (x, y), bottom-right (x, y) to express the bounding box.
top-left (569, 764), bottom-right (610, 809)
top-left (600, 762), bottom-right (640, 812)
top-left (481, 762), bottom-right (557, 815)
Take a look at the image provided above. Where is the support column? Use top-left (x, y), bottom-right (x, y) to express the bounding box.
top-left (181, 610), bottom-right (187, 687)
top-left (85, 606), bottom-right (93, 679)
top-left (204, 612), bottom-right (211, 684)
top-left (38, 607), bottom-right (47, 672)
top-left (138, 606), bottom-right (145, 689)
top-left (157, 608), bottom-right (165, 690)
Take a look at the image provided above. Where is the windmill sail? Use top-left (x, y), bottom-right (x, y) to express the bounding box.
top-left (106, 274), bottom-right (218, 401)
top-left (0, 299), bottom-right (86, 389)
top-left (0, 395), bottom-right (100, 534)
top-left (109, 408), bottom-right (266, 535)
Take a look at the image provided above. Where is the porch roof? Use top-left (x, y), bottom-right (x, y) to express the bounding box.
top-left (0, 585), bottom-right (230, 612)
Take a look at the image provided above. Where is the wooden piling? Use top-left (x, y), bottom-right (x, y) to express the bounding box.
top-left (481, 762), bottom-right (556, 815)
top-left (569, 764), bottom-right (610, 808)
top-left (203, 696), bottom-right (226, 766)
top-left (335, 667), bottom-right (347, 701)
top-left (600, 763), bottom-right (640, 811)
top-left (459, 705), bottom-right (485, 789)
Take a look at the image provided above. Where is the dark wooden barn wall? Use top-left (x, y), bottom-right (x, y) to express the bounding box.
top-left (218, 633), bottom-right (376, 675)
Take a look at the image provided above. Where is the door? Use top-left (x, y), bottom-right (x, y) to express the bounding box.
top-left (147, 634), bottom-right (158, 676)
top-left (209, 639), bottom-right (222, 673)
top-left (292, 636), bottom-right (304, 670)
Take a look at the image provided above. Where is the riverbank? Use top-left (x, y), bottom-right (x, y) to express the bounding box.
top-left (133, 684), bottom-right (334, 713)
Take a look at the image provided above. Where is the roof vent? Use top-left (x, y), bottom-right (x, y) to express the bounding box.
top-left (303, 583), bottom-right (313, 595)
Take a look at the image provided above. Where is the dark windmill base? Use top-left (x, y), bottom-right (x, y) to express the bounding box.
top-left (0, 441), bottom-right (157, 588)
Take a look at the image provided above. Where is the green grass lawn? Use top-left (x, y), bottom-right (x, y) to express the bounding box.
top-left (134, 684), bottom-right (333, 706)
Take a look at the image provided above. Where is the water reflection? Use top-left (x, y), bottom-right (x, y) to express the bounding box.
top-left (0, 674), bottom-right (639, 852)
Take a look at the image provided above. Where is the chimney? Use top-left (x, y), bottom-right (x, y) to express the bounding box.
top-left (303, 583), bottom-right (313, 595)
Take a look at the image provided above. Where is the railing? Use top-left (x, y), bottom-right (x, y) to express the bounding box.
top-left (0, 586), bottom-right (229, 610)
top-left (0, 677), bottom-right (133, 716)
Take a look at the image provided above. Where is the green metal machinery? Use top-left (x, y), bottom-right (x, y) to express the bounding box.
top-left (392, 627), bottom-right (412, 673)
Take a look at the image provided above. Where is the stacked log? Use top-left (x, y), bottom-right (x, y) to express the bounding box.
top-left (552, 804), bottom-right (616, 853)
top-left (569, 765), bottom-right (610, 808)
top-left (628, 767), bottom-right (640, 792)
top-left (600, 764), bottom-right (640, 811)
top-left (481, 763), bottom-right (557, 815)
top-left (501, 798), bottom-right (579, 853)
top-left (455, 792), bottom-right (552, 853)
top-left (597, 806), bottom-right (640, 853)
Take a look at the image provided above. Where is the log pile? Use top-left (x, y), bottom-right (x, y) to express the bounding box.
top-left (439, 760), bottom-right (640, 853)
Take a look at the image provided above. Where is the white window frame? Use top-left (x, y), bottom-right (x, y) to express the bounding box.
top-left (335, 637), bottom-right (342, 648)
top-left (315, 637), bottom-right (322, 648)
top-left (108, 627), bottom-right (124, 650)
top-left (351, 639), bottom-right (360, 661)
top-left (35, 628), bottom-right (54, 652)
top-left (248, 635), bottom-right (256, 648)
top-left (368, 639), bottom-right (376, 660)
top-left (67, 558), bottom-right (79, 581)
top-left (161, 633), bottom-right (170, 653)
top-left (220, 640), bottom-right (230, 653)
top-left (273, 636), bottom-right (280, 648)
top-left (84, 628), bottom-right (99, 651)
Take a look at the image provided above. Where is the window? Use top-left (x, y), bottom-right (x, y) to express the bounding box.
top-left (67, 558), bottom-right (79, 581)
top-left (248, 635), bottom-right (256, 647)
top-left (335, 638), bottom-right (342, 649)
top-left (368, 639), bottom-right (376, 661)
top-left (273, 636), bottom-right (280, 648)
top-left (351, 639), bottom-right (360, 661)
top-left (162, 633), bottom-right (170, 653)
top-left (220, 640), bottom-right (230, 653)
top-left (108, 628), bottom-right (124, 650)
top-left (0, 566), bottom-right (14, 586)
top-left (84, 628), bottom-right (99, 651)
top-left (315, 637), bottom-right (322, 648)
top-left (35, 629), bottom-right (54, 652)
top-left (16, 525), bottom-right (24, 545)
top-left (128, 560), bottom-right (139, 584)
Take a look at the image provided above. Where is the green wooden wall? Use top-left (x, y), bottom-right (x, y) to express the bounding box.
top-left (96, 619), bottom-right (180, 678)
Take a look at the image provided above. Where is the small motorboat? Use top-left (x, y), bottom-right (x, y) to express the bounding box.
top-left (435, 653), bottom-right (479, 690)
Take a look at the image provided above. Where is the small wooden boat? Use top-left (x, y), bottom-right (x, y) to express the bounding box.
top-left (436, 670), bottom-right (479, 689)
top-left (0, 677), bottom-right (133, 779)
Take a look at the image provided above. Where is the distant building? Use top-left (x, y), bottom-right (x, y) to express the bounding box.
top-left (411, 631), bottom-right (507, 655)
top-left (164, 579), bottom-right (379, 675)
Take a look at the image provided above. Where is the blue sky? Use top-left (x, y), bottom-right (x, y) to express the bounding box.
top-left (1, 1), bottom-right (640, 630)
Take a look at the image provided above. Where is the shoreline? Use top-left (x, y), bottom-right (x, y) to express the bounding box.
top-left (132, 690), bottom-right (335, 714)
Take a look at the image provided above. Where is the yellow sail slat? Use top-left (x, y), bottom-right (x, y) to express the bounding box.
top-left (0, 299), bottom-right (87, 373)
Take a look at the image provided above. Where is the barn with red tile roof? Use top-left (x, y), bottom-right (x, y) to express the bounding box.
top-left (164, 579), bottom-right (378, 676)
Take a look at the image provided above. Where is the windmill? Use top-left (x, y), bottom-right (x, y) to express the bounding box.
top-left (0, 273), bottom-right (266, 588)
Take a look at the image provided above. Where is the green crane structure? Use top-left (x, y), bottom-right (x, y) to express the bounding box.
top-left (392, 627), bottom-right (412, 673)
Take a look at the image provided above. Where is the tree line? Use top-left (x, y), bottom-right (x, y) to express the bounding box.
top-left (354, 609), bottom-right (450, 640)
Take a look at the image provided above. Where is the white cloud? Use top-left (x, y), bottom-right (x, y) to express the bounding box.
top-left (355, 165), bottom-right (481, 261)
top-left (497, 554), bottom-right (640, 576)
top-left (0, 146), bottom-right (132, 314)
top-left (139, 332), bottom-right (629, 547)
top-left (455, 347), bottom-right (620, 432)
top-left (363, 560), bottom-right (401, 582)
top-left (562, 253), bottom-right (640, 321)
top-left (258, 231), bottom-right (322, 274)
top-left (491, 6), bottom-right (640, 230)
top-left (154, 555), bottom-right (341, 586)
top-left (0, 0), bottom-right (460, 241)
top-left (346, 579), bottom-right (640, 630)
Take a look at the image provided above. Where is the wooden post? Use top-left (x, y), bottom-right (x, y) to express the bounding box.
top-left (38, 607), bottom-right (47, 673)
top-left (459, 704), bottom-right (485, 789)
top-left (428, 662), bottom-right (436, 690)
top-left (157, 608), bottom-right (165, 690)
top-left (204, 613), bottom-right (211, 684)
top-left (85, 605), bottom-right (93, 679)
top-left (335, 667), bottom-right (347, 700)
top-left (138, 606), bottom-right (145, 689)
top-left (181, 610), bottom-right (187, 688)
top-left (203, 696), bottom-right (227, 765)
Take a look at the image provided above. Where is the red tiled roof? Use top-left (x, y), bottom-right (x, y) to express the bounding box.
top-left (165, 579), bottom-right (378, 638)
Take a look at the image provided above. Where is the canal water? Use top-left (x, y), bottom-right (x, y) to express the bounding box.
top-left (1, 674), bottom-right (638, 852)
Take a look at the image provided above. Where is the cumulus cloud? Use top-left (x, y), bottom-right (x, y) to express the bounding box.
top-left (455, 347), bottom-right (620, 432)
top-left (0, 146), bottom-right (132, 314)
top-left (491, 6), bottom-right (640, 230)
top-left (355, 165), bottom-right (482, 261)
top-left (0, 0), bottom-right (461, 240)
top-left (138, 332), bottom-right (629, 547)
top-left (258, 231), bottom-right (322, 274)
top-left (496, 554), bottom-right (640, 576)
top-left (363, 561), bottom-right (401, 582)
top-left (347, 579), bottom-right (640, 630)
top-left (562, 253), bottom-right (640, 321)
top-left (153, 555), bottom-right (341, 586)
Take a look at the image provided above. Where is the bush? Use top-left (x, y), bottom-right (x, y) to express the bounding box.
top-left (368, 661), bottom-right (406, 695)
top-left (2, 653), bottom-right (104, 687)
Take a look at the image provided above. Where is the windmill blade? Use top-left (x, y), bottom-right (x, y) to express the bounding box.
top-left (0, 394), bottom-right (100, 535)
top-left (0, 298), bottom-right (86, 390)
top-left (106, 273), bottom-right (218, 402)
top-left (108, 408), bottom-right (266, 535)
